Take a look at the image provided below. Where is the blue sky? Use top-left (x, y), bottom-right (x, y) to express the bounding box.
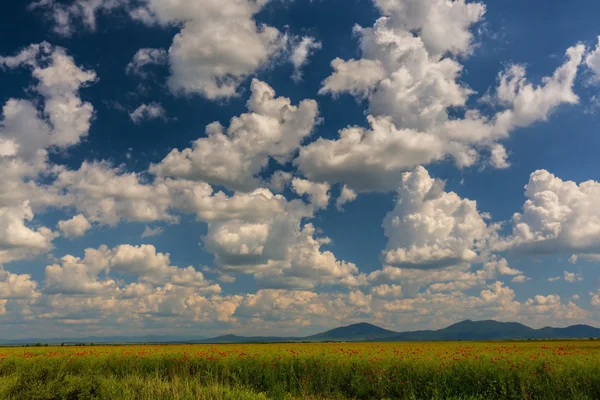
top-left (1, 0), bottom-right (600, 339)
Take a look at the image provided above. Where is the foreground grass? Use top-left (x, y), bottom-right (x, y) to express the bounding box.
top-left (1, 341), bottom-right (600, 399)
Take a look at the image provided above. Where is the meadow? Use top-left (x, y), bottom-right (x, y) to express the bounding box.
top-left (1, 340), bottom-right (599, 399)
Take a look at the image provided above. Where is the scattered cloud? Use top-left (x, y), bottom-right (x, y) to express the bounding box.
top-left (58, 214), bottom-right (91, 238)
top-left (130, 103), bottom-right (167, 124)
top-left (290, 36), bottom-right (322, 82)
top-left (125, 48), bottom-right (168, 78)
top-left (585, 36), bottom-right (600, 82)
top-left (511, 275), bottom-right (530, 283)
top-left (141, 226), bottom-right (164, 238)
top-left (546, 272), bottom-right (582, 283)
top-left (564, 271), bottom-right (583, 283)
top-left (336, 186), bottom-right (358, 211)
top-left (291, 178), bottom-right (331, 210)
top-left (29, 0), bottom-right (128, 36)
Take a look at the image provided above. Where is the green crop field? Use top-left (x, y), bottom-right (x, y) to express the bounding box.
top-left (1, 340), bottom-right (599, 399)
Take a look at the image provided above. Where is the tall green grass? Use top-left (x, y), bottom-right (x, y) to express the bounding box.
top-left (1, 341), bottom-right (599, 399)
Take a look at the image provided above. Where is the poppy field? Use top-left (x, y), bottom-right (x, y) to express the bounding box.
top-left (1, 340), bottom-right (599, 399)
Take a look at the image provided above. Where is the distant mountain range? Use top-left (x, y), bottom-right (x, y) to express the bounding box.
top-left (3, 320), bottom-right (600, 345)
top-left (0, 335), bottom-right (207, 345)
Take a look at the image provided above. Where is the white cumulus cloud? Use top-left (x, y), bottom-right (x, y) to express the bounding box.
top-left (58, 214), bottom-right (91, 238)
top-left (509, 170), bottom-right (600, 258)
top-left (0, 42), bottom-right (97, 159)
top-left (151, 80), bottom-right (319, 192)
top-left (382, 167), bottom-right (496, 269)
top-left (132, 0), bottom-right (287, 99)
top-left (309, 1), bottom-right (585, 192)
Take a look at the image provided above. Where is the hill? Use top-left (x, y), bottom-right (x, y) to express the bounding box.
top-left (304, 322), bottom-right (400, 342)
top-left (431, 319), bottom-right (538, 340)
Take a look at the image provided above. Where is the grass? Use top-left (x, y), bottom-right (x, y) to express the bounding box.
top-left (1, 341), bottom-right (599, 399)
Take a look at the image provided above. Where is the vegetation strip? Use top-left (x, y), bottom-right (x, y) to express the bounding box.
top-left (1, 341), bottom-right (600, 399)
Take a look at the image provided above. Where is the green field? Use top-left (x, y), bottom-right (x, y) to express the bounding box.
top-left (1, 341), bottom-right (599, 399)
